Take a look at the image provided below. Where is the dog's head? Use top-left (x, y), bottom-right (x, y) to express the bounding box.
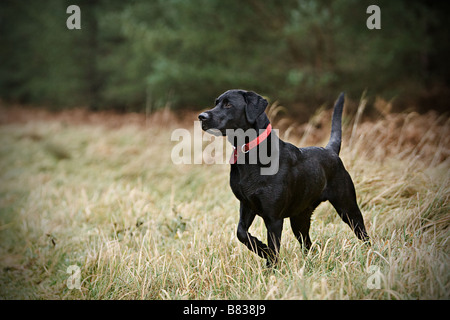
top-left (198, 89), bottom-right (268, 135)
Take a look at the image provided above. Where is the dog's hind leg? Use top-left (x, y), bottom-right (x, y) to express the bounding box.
top-left (290, 210), bottom-right (313, 251)
top-left (290, 214), bottom-right (311, 251)
top-left (332, 202), bottom-right (370, 243)
top-left (328, 171), bottom-right (370, 243)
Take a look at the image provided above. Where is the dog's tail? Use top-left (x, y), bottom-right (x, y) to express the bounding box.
top-left (325, 92), bottom-right (345, 155)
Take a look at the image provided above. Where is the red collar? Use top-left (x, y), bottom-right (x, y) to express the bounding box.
top-left (230, 124), bottom-right (272, 164)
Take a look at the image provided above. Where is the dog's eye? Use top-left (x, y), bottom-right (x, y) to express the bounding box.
top-left (224, 102), bottom-right (232, 109)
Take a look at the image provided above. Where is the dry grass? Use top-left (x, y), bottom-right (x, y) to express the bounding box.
top-left (0, 102), bottom-right (448, 299)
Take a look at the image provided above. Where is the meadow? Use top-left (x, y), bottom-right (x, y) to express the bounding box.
top-left (0, 101), bottom-right (448, 299)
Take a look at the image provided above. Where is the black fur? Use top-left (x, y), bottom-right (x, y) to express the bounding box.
top-left (198, 89), bottom-right (370, 267)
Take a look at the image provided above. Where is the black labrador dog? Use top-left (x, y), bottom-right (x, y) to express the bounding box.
top-left (198, 89), bottom-right (369, 266)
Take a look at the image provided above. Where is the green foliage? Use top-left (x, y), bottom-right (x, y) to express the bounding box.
top-left (0, 0), bottom-right (448, 112)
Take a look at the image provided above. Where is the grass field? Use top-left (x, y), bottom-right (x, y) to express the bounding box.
top-left (0, 102), bottom-right (449, 299)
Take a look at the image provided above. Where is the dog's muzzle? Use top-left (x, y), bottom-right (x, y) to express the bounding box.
top-left (198, 112), bottom-right (211, 131)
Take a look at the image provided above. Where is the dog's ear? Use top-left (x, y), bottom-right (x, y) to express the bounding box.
top-left (243, 91), bottom-right (268, 124)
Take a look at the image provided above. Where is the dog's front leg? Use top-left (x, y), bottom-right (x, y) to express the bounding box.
top-left (236, 204), bottom-right (272, 262)
top-left (264, 217), bottom-right (283, 267)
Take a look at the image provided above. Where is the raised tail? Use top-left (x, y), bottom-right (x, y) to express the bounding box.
top-left (325, 92), bottom-right (345, 155)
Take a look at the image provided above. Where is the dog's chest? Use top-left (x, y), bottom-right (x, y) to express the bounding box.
top-left (230, 165), bottom-right (283, 213)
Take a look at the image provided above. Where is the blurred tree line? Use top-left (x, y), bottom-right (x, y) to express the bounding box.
top-left (1, 0), bottom-right (448, 116)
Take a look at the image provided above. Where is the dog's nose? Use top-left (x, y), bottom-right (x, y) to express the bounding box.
top-left (198, 112), bottom-right (209, 121)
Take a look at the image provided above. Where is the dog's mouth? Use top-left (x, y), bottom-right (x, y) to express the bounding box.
top-left (200, 121), bottom-right (210, 131)
top-left (199, 122), bottom-right (224, 136)
top-left (204, 126), bottom-right (223, 136)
